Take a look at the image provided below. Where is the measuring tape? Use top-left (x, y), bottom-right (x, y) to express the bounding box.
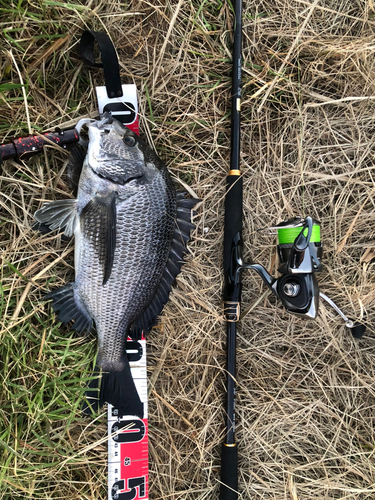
top-left (95, 83), bottom-right (148, 500)
top-left (108, 338), bottom-right (149, 500)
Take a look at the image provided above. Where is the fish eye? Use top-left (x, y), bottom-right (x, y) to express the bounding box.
top-left (124, 136), bottom-right (136, 147)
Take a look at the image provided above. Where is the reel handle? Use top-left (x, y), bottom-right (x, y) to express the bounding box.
top-left (319, 293), bottom-right (366, 337)
top-left (350, 322), bottom-right (366, 339)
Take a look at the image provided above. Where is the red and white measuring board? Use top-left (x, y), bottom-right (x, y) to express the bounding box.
top-left (107, 338), bottom-right (148, 500)
top-left (96, 84), bottom-right (147, 500)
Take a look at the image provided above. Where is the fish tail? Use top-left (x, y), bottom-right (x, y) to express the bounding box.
top-left (83, 356), bottom-right (144, 419)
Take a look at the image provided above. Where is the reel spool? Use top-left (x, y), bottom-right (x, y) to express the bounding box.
top-left (229, 216), bottom-right (366, 338)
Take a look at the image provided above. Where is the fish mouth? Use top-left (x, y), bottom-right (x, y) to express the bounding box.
top-left (76, 118), bottom-right (97, 132)
top-left (98, 111), bottom-right (113, 126)
top-left (96, 112), bottom-right (127, 135)
top-left (75, 115), bottom-right (117, 143)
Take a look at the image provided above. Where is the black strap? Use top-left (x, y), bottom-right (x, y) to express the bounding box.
top-left (79, 30), bottom-right (123, 98)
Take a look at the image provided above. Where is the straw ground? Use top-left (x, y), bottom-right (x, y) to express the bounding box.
top-left (1, 1), bottom-right (375, 499)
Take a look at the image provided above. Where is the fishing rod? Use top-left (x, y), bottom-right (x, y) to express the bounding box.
top-left (221, 2), bottom-right (366, 498)
top-left (0, 128), bottom-right (79, 163)
top-left (221, 0), bottom-right (243, 497)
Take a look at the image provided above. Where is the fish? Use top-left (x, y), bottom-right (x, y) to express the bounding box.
top-left (34, 113), bottom-right (198, 417)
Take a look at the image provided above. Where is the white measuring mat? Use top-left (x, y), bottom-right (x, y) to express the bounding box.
top-left (95, 84), bottom-right (148, 500)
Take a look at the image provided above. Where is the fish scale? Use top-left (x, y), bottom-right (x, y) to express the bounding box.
top-left (77, 174), bottom-right (175, 364)
top-left (34, 113), bottom-right (198, 417)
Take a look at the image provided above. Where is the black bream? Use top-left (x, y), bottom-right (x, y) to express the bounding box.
top-left (34, 113), bottom-right (198, 417)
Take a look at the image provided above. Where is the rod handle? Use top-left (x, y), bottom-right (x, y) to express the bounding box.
top-left (220, 443), bottom-right (238, 500)
top-left (0, 129), bottom-right (80, 162)
top-left (223, 174), bottom-right (243, 274)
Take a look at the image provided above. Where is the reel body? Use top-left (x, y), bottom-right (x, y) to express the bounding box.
top-left (224, 216), bottom-right (366, 338)
top-left (273, 217), bottom-right (321, 319)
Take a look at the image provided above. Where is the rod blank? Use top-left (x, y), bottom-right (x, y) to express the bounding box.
top-left (220, 1), bottom-right (243, 499)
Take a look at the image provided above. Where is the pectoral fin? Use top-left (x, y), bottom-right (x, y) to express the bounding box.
top-left (34, 199), bottom-right (78, 237)
top-left (81, 193), bottom-right (117, 285)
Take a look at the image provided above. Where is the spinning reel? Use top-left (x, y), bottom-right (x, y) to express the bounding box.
top-left (224, 216), bottom-right (366, 338)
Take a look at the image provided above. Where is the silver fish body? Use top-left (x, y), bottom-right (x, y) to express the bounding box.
top-left (35, 114), bottom-right (197, 416)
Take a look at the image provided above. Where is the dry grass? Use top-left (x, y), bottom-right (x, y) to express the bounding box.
top-left (1, 0), bottom-right (375, 499)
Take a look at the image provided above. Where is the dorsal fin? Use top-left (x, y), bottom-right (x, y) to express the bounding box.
top-left (130, 192), bottom-right (199, 340)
